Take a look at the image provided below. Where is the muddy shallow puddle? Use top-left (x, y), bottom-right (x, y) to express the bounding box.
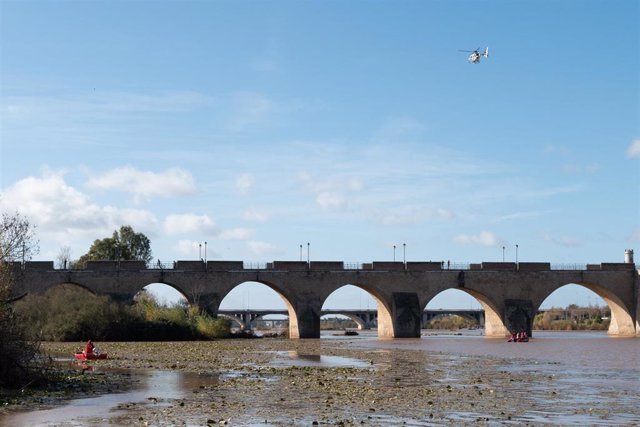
top-left (1, 368), bottom-right (218, 427)
top-left (267, 351), bottom-right (371, 368)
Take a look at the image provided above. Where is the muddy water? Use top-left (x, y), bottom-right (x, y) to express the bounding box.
top-left (1, 369), bottom-right (218, 427)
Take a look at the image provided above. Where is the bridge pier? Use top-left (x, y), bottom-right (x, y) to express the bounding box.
top-left (504, 299), bottom-right (534, 337)
top-left (289, 304), bottom-right (322, 339)
top-left (386, 292), bottom-right (422, 338)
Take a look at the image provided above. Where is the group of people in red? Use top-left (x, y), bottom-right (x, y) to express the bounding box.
top-left (508, 331), bottom-right (529, 342)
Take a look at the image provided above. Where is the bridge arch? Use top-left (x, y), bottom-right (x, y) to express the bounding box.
top-left (320, 313), bottom-right (366, 330)
top-left (38, 280), bottom-right (99, 297)
top-left (138, 282), bottom-right (190, 306)
top-left (424, 288), bottom-right (504, 337)
top-left (218, 280), bottom-right (298, 337)
top-left (320, 283), bottom-right (393, 338)
top-left (535, 281), bottom-right (635, 337)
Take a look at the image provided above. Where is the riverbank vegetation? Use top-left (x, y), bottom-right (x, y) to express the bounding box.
top-left (0, 212), bottom-right (49, 391)
top-left (533, 305), bottom-right (610, 331)
top-left (14, 285), bottom-right (231, 341)
top-left (423, 314), bottom-right (479, 330)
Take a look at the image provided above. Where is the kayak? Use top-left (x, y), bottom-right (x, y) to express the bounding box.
top-left (74, 352), bottom-right (107, 360)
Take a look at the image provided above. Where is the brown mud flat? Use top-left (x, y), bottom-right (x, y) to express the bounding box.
top-left (2, 338), bottom-right (638, 425)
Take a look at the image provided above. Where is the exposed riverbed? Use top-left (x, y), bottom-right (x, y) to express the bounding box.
top-left (1, 331), bottom-right (639, 426)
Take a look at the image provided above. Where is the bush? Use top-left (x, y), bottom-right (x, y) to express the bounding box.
top-left (195, 314), bottom-right (231, 339)
top-left (424, 315), bottom-right (478, 330)
top-left (14, 285), bottom-right (231, 341)
top-left (0, 265), bottom-right (47, 389)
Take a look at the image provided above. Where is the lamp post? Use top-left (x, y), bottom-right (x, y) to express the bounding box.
top-left (515, 244), bottom-right (519, 264)
top-left (300, 244), bottom-right (303, 261)
top-left (502, 246), bottom-right (505, 262)
top-left (307, 242), bottom-right (310, 264)
top-left (393, 245), bottom-right (396, 262)
top-left (204, 241), bottom-right (207, 263)
top-left (403, 243), bottom-right (406, 264)
top-left (199, 243), bottom-right (202, 260)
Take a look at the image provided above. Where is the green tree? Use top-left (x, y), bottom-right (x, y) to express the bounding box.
top-left (77, 225), bottom-right (152, 267)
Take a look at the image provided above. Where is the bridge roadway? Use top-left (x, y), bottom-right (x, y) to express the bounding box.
top-left (217, 308), bottom-right (485, 331)
top-left (8, 259), bottom-right (640, 339)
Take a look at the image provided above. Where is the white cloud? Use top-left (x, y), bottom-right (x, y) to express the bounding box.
top-left (373, 116), bottom-right (425, 143)
top-left (542, 233), bottom-right (582, 247)
top-left (163, 214), bottom-right (217, 235)
top-left (561, 163), bottom-right (601, 174)
top-left (242, 208), bottom-right (268, 222)
top-left (87, 166), bottom-right (196, 202)
top-left (436, 208), bottom-right (455, 220)
top-left (219, 228), bottom-right (254, 240)
top-left (300, 172), bottom-right (364, 211)
top-left (2, 90), bottom-right (210, 121)
top-left (227, 91), bottom-right (275, 131)
top-left (177, 240), bottom-right (200, 255)
top-left (248, 240), bottom-right (282, 258)
top-left (370, 208), bottom-right (427, 226)
top-left (235, 173), bottom-right (255, 194)
top-left (626, 139), bottom-right (640, 158)
top-left (316, 192), bottom-right (346, 210)
top-left (454, 231), bottom-right (501, 247)
top-left (497, 210), bottom-right (554, 222)
top-left (368, 206), bottom-right (453, 226)
top-left (0, 171), bottom-right (158, 241)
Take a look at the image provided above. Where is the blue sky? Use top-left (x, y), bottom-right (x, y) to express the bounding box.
top-left (1, 1), bottom-right (638, 310)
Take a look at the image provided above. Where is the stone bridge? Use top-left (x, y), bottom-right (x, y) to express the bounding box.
top-left (7, 259), bottom-right (639, 339)
top-left (218, 308), bottom-right (484, 331)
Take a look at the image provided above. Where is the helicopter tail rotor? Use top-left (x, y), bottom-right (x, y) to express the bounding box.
top-left (483, 47), bottom-right (489, 58)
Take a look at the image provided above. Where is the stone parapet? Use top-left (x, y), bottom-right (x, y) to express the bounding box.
top-left (206, 261), bottom-right (244, 271)
top-left (24, 261), bottom-right (54, 270)
top-left (406, 262), bottom-right (442, 271)
top-left (85, 261), bottom-right (118, 270)
top-left (481, 262), bottom-right (517, 271)
top-left (601, 263), bottom-right (636, 271)
top-left (371, 262), bottom-right (406, 271)
top-left (309, 261), bottom-right (344, 270)
top-left (174, 261), bottom-right (205, 271)
top-left (271, 261), bottom-right (309, 271)
top-left (517, 262), bottom-right (551, 271)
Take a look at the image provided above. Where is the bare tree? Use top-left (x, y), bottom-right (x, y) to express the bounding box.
top-left (0, 211), bottom-right (44, 388)
top-left (0, 211), bottom-right (39, 262)
top-left (55, 246), bottom-right (72, 269)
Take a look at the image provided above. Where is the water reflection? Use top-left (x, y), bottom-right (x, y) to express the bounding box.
top-left (269, 350), bottom-right (370, 368)
top-left (0, 369), bottom-right (218, 427)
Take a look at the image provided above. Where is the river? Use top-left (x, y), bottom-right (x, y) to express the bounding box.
top-left (1, 331), bottom-right (639, 426)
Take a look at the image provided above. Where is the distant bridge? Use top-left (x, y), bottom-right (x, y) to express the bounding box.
top-left (218, 308), bottom-right (485, 330)
top-left (8, 258), bottom-right (639, 339)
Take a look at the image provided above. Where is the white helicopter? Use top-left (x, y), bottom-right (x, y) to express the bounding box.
top-left (459, 47), bottom-right (489, 64)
